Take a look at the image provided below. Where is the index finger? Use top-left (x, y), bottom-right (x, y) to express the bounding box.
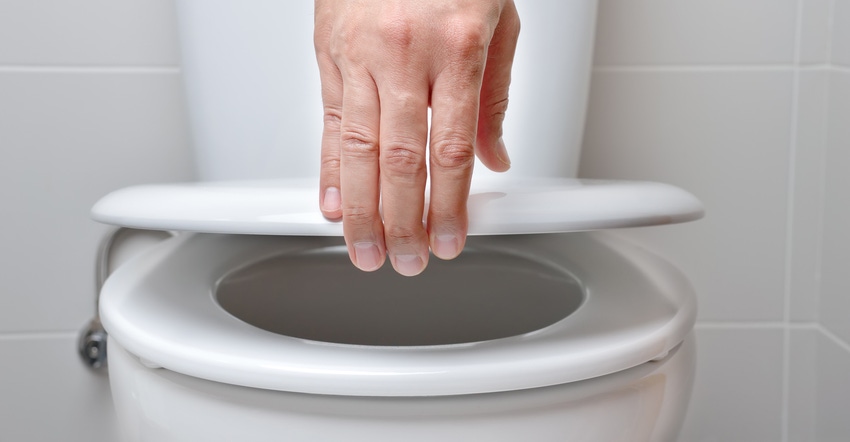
top-left (316, 52), bottom-right (345, 220)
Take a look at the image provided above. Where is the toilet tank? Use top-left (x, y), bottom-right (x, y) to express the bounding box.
top-left (174, 0), bottom-right (597, 181)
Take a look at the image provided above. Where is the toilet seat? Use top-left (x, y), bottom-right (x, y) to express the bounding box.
top-left (99, 231), bottom-right (697, 397)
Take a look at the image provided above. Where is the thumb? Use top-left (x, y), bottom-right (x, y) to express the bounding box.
top-left (476, 0), bottom-right (520, 173)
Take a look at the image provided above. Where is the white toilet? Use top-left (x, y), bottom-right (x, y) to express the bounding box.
top-left (89, 1), bottom-right (704, 441)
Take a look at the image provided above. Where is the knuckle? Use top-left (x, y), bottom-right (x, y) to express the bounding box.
top-left (323, 107), bottom-right (342, 128)
top-left (384, 224), bottom-right (421, 245)
top-left (328, 43), bottom-right (345, 63)
top-left (392, 92), bottom-right (420, 110)
top-left (484, 96), bottom-right (509, 129)
top-left (321, 155), bottom-right (340, 172)
top-left (379, 17), bottom-right (417, 50)
top-left (381, 143), bottom-right (426, 177)
top-left (327, 32), bottom-right (351, 62)
top-left (485, 96), bottom-right (510, 116)
top-left (342, 205), bottom-right (374, 226)
top-left (429, 209), bottom-right (464, 226)
top-left (431, 139), bottom-right (475, 171)
top-left (437, 22), bottom-right (488, 87)
top-left (444, 19), bottom-right (489, 59)
top-left (339, 127), bottom-right (379, 159)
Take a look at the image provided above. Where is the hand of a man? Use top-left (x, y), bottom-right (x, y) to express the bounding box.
top-left (314, 0), bottom-right (520, 276)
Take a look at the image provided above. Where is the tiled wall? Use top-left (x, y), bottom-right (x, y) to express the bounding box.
top-left (581, 0), bottom-right (850, 440)
top-left (816, 0), bottom-right (850, 440)
top-left (0, 1), bottom-right (194, 441)
top-left (1, 1), bottom-right (847, 441)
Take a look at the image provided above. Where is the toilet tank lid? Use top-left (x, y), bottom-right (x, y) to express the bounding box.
top-left (91, 177), bottom-right (704, 236)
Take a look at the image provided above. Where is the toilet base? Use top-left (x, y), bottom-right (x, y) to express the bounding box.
top-left (108, 334), bottom-right (695, 442)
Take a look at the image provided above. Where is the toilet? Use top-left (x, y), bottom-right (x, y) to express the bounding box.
top-left (89, 1), bottom-right (704, 441)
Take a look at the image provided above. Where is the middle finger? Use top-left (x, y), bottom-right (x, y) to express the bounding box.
top-left (377, 78), bottom-right (431, 277)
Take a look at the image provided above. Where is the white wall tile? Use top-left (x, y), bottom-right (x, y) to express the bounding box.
top-left (594, 0), bottom-right (798, 65)
top-left (580, 70), bottom-right (792, 321)
top-left (0, 72), bottom-right (195, 333)
top-left (788, 328), bottom-right (819, 441)
top-left (678, 328), bottom-right (784, 442)
top-left (0, 335), bottom-right (117, 442)
top-left (833, 0), bottom-right (850, 66)
top-left (790, 71), bottom-right (829, 321)
top-left (0, 0), bottom-right (179, 66)
top-left (800, 0), bottom-right (834, 64)
top-left (815, 332), bottom-right (850, 440)
top-left (819, 72), bottom-right (850, 342)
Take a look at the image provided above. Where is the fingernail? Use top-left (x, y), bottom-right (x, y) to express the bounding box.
top-left (322, 186), bottom-right (341, 212)
top-left (495, 138), bottom-right (511, 167)
top-left (394, 254), bottom-right (425, 277)
top-left (433, 234), bottom-right (460, 260)
top-left (353, 242), bottom-right (383, 271)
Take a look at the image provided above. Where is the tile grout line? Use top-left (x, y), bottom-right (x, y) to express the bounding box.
top-left (0, 65), bottom-right (180, 74)
top-left (807, 1), bottom-right (838, 438)
top-left (814, 0), bottom-right (838, 343)
top-left (0, 331), bottom-right (78, 341)
top-left (593, 64), bottom-right (812, 73)
top-left (827, 0), bottom-right (837, 65)
top-left (781, 1), bottom-right (806, 440)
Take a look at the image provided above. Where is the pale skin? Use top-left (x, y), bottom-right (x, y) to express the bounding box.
top-left (314, 0), bottom-right (520, 276)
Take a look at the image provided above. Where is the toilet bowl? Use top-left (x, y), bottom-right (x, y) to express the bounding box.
top-left (100, 230), bottom-right (697, 441)
top-left (88, 1), bottom-right (704, 440)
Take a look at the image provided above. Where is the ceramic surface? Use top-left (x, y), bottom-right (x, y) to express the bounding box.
top-left (100, 232), bottom-right (697, 396)
top-left (108, 333), bottom-right (695, 442)
top-left (174, 0), bottom-right (598, 181)
top-left (91, 177), bottom-right (704, 236)
top-left (98, 1), bottom-right (699, 440)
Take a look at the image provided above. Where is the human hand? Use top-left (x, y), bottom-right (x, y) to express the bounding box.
top-left (314, 0), bottom-right (520, 276)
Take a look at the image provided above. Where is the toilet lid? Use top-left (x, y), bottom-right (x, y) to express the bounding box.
top-left (91, 177), bottom-right (703, 235)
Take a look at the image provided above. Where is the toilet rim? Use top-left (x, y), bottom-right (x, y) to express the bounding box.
top-left (99, 231), bottom-right (697, 397)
